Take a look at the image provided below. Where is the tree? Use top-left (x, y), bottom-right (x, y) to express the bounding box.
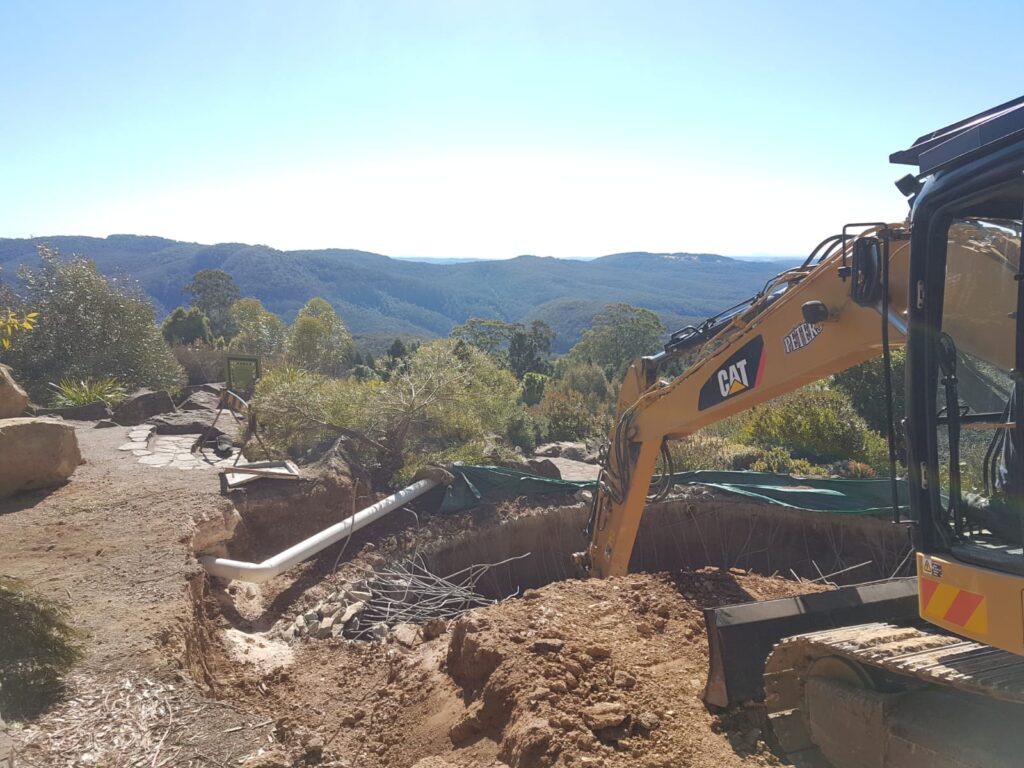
top-left (831, 349), bottom-right (906, 453)
top-left (450, 317), bottom-right (554, 378)
top-left (565, 303), bottom-right (663, 377)
top-left (228, 298), bottom-right (285, 358)
top-left (161, 306), bottom-right (213, 346)
top-left (507, 320), bottom-right (554, 378)
top-left (3, 246), bottom-right (185, 398)
top-left (285, 298), bottom-right (356, 375)
top-left (184, 269), bottom-right (240, 339)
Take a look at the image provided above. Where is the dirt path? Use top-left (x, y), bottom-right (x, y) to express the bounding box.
top-left (0, 422), bottom-right (266, 767)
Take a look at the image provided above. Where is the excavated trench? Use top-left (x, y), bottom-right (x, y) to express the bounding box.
top-left (193, 481), bottom-right (915, 617)
top-left (423, 496), bottom-right (914, 600)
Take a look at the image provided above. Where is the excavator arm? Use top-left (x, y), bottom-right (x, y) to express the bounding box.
top-left (584, 226), bottom-right (911, 577)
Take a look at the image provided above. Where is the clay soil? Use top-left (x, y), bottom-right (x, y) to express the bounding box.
top-left (1, 423), bottom-right (828, 767)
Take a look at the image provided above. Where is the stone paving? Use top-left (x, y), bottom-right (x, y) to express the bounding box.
top-left (116, 426), bottom-right (235, 470)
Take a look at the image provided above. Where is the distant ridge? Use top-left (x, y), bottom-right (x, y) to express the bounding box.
top-left (0, 235), bottom-right (797, 352)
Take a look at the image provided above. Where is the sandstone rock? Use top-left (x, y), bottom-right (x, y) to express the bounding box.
top-left (340, 601), bottom-right (365, 626)
top-left (178, 390), bottom-right (221, 412)
top-left (112, 389), bottom-right (175, 426)
top-left (0, 418), bottom-right (82, 498)
top-left (0, 365), bottom-right (28, 419)
top-left (35, 401), bottom-right (112, 421)
top-left (94, 418), bottom-right (118, 428)
top-left (584, 644), bottom-right (612, 660)
top-left (581, 702), bottom-right (627, 731)
top-left (149, 410), bottom-right (222, 436)
top-left (526, 458), bottom-right (561, 479)
top-left (636, 711), bottom-right (661, 731)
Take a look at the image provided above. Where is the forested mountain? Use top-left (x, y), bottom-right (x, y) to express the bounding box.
top-left (0, 235), bottom-right (796, 351)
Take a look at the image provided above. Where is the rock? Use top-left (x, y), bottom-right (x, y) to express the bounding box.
top-left (35, 401), bottom-right (112, 421)
top-left (112, 389), bottom-right (175, 426)
top-left (529, 638), bottom-right (564, 654)
top-left (319, 601), bottom-right (343, 619)
top-left (94, 418), bottom-right (118, 428)
top-left (178, 390), bottom-right (221, 412)
top-left (149, 410), bottom-right (222, 436)
top-left (581, 702), bottom-right (627, 731)
top-left (613, 670), bottom-right (636, 689)
top-left (392, 623), bottom-right (421, 648)
top-left (575, 488), bottom-right (593, 504)
top-left (560, 443), bottom-right (592, 462)
top-left (534, 442), bottom-right (563, 457)
top-left (526, 458), bottom-right (561, 479)
top-left (636, 711), bottom-right (661, 731)
top-left (522, 588), bottom-right (542, 600)
top-left (422, 618), bottom-right (448, 641)
top-left (584, 644), bottom-right (612, 660)
top-left (0, 418), bottom-right (82, 498)
top-left (302, 733), bottom-right (325, 760)
top-left (0, 365), bottom-right (28, 419)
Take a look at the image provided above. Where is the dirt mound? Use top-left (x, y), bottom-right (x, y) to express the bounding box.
top-left (244, 567), bottom-right (826, 768)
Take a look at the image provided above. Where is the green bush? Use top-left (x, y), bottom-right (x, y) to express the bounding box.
top-left (537, 390), bottom-right (598, 441)
top-left (0, 577), bottom-right (82, 720)
top-left (49, 377), bottom-right (126, 407)
top-left (161, 306), bottom-right (213, 346)
top-left (521, 372), bottom-right (548, 406)
top-left (253, 341), bottom-right (521, 483)
top-left (749, 447), bottom-right (827, 476)
top-left (506, 409), bottom-right (545, 453)
top-left (740, 388), bottom-right (888, 469)
top-left (667, 434), bottom-right (750, 472)
top-left (3, 246), bottom-right (185, 399)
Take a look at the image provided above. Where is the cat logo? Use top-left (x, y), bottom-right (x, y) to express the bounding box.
top-left (698, 336), bottom-right (765, 411)
top-left (718, 360), bottom-right (751, 397)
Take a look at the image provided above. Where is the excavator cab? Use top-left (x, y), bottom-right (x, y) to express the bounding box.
top-left (896, 96), bottom-right (1024, 654)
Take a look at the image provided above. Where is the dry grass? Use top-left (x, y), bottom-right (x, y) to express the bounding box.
top-left (9, 672), bottom-right (241, 768)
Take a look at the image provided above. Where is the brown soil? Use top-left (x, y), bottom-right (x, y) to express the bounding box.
top-left (1, 422), bottom-right (829, 767)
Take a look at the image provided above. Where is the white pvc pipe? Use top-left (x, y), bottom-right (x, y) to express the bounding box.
top-left (199, 478), bottom-right (440, 584)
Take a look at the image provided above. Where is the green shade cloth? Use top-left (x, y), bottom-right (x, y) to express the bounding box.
top-left (439, 464), bottom-right (908, 518)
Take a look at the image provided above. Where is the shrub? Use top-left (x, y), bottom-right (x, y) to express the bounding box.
top-left (740, 388), bottom-right (887, 468)
top-left (253, 340), bottom-right (521, 483)
top-left (3, 246), bottom-right (185, 399)
top-left (666, 434), bottom-right (749, 472)
top-left (750, 447), bottom-right (827, 476)
top-left (285, 298), bottom-right (356, 376)
top-left (49, 377), bottom-right (126, 408)
top-left (0, 577), bottom-right (82, 719)
top-left (537, 390), bottom-right (598, 441)
top-left (506, 409), bottom-right (545, 453)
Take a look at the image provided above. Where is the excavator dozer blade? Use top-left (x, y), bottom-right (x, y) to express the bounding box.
top-left (702, 577), bottom-right (919, 708)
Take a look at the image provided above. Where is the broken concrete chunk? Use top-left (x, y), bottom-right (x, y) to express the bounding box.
top-left (316, 617), bottom-right (335, 638)
top-left (340, 601), bottom-right (365, 626)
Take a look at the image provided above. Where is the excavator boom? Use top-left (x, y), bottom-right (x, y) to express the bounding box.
top-left (585, 227), bottom-right (910, 577)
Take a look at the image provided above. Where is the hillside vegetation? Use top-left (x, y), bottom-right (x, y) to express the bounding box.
top-left (0, 236), bottom-right (794, 351)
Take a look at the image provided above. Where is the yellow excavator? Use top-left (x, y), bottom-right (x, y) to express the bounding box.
top-left (578, 96), bottom-right (1024, 767)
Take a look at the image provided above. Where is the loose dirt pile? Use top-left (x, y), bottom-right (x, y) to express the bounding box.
top-left (236, 568), bottom-right (827, 768)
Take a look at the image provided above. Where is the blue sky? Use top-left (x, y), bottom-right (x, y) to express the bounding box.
top-left (1, 1), bottom-right (1021, 258)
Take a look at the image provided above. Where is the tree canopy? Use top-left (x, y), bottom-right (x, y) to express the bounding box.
top-left (229, 298), bottom-right (285, 358)
top-left (184, 269), bottom-right (240, 339)
top-left (564, 303), bottom-right (664, 377)
top-left (161, 306), bottom-right (213, 346)
top-left (285, 298), bottom-right (356, 375)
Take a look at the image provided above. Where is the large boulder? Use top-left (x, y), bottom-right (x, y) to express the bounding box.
top-left (178, 390), bottom-right (221, 413)
top-left (112, 389), bottom-right (175, 426)
top-left (0, 365), bottom-right (28, 419)
top-left (149, 410), bottom-right (223, 436)
top-left (0, 418), bottom-right (82, 498)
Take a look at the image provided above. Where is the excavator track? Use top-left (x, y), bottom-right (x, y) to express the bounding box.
top-left (764, 622), bottom-right (1024, 768)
